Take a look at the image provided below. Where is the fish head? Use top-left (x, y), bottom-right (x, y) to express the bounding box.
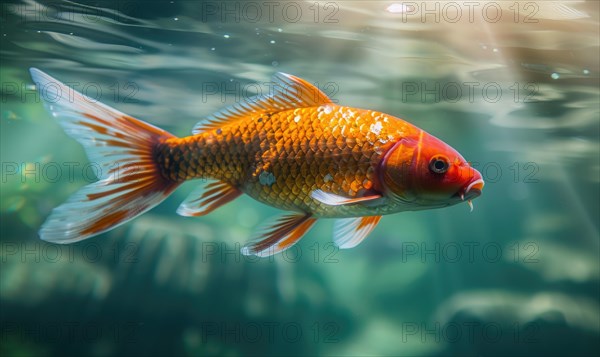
top-left (380, 132), bottom-right (484, 209)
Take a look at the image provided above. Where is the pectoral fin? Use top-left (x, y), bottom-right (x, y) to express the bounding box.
top-left (176, 181), bottom-right (241, 217)
top-left (311, 189), bottom-right (382, 206)
top-left (333, 216), bottom-right (382, 249)
top-left (241, 214), bottom-right (316, 257)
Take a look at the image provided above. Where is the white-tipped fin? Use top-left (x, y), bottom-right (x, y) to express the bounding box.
top-left (192, 72), bottom-right (333, 134)
top-left (241, 214), bottom-right (316, 257)
top-left (311, 189), bottom-right (382, 206)
top-left (333, 216), bottom-right (381, 249)
top-left (177, 181), bottom-right (241, 217)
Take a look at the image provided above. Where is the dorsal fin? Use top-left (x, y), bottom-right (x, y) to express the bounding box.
top-left (192, 73), bottom-right (332, 134)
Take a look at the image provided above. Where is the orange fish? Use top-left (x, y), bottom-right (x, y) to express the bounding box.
top-left (31, 68), bottom-right (484, 256)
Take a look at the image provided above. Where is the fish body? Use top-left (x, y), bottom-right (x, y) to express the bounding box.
top-left (157, 105), bottom-right (411, 217)
top-left (31, 69), bottom-right (484, 256)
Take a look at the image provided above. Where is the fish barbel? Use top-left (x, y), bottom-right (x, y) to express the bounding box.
top-left (31, 69), bottom-right (484, 256)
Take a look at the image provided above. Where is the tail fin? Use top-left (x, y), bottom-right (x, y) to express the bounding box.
top-left (30, 68), bottom-right (180, 243)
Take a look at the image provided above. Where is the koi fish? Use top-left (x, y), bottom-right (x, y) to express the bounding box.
top-left (30, 68), bottom-right (484, 256)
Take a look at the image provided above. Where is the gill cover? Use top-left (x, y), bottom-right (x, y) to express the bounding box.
top-left (379, 137), bottom-right (418, 202)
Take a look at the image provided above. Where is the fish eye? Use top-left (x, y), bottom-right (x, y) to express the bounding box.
top-left (429, 156), bottom-right (449, 174)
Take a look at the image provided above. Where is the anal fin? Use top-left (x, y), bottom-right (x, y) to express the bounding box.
top-left (176, 181), bottom-right (241, 217)
top-left (241, 214), bottom-right (316, 257)
top-left (333, 216), bottom-right (382, 249)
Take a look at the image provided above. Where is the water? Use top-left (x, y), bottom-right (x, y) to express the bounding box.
top-left (1, 1), bottom-right (599, 356)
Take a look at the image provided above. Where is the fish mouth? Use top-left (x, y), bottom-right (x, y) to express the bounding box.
top-left (453, 178), bottom-right (485, 212)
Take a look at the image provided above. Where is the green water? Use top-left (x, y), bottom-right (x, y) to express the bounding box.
top-left (1, 1), bottom-right (599, 356)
